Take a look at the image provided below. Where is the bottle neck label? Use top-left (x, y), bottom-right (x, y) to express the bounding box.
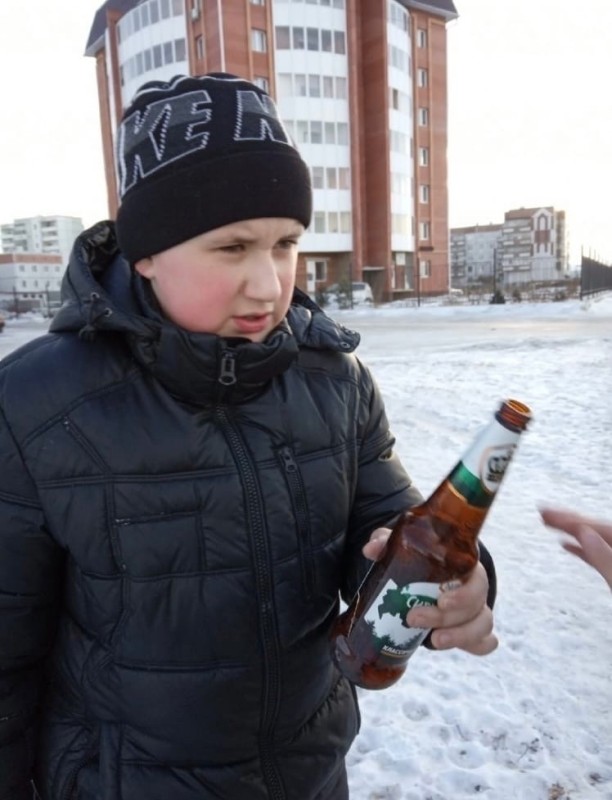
top-left (449, 418), bottom-right (520, 508)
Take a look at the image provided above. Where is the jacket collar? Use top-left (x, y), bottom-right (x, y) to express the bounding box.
top-left (50, 221), bottom-right (360, 406)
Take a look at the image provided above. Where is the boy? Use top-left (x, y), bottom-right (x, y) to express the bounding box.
top-left (0, 74), bottom-right (495, 800)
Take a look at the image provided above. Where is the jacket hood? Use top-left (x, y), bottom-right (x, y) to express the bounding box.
top-left (50, 221), bottom-right (360, 405)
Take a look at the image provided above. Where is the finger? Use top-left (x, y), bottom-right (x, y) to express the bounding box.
top-left (574, 526), bottom-right (612, 587)
top-left (540, 508), bottom-right (612, 543)
top-left (361, 528), bottom-right (391, 561)
top-left (429, 606), bottom-right (496, 654)
top-left (406, 564), bottom-right (488, 630)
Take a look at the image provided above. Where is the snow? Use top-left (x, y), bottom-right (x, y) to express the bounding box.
top-left (1, 295), bottom-right (611, 800)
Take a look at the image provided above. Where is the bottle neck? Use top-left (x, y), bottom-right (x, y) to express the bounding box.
top-left (443, 414), bottom-right (523, 509)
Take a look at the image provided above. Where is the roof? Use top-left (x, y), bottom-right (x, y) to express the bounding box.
top-left (85, 0), bottom-right (139, 56)
top-left (399, 0), bottom-right (459, 20)
top-left (451, 224), bottom-right (502, 235)
top-left (86, 0), bottom-right (459, 55)
top-left (505, 207), bottom-right (555, 220)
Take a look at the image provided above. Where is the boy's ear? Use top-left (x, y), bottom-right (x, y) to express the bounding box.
top-left (134, 257), bottom-right (154, 279)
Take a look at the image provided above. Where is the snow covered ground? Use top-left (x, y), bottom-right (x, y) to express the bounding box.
top-left (1, 295), bottom-right (610, 800)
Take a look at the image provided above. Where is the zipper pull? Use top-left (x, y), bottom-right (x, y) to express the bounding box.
top-left (281, 447), bottom-right (297, 473)
top-left (219, 351), bottom-right (237, 386)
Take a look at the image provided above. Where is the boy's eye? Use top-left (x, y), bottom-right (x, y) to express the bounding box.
top-left (220, 244), bottom-right (245, 253)
top-left (277, 238), bottom-right (299, 249)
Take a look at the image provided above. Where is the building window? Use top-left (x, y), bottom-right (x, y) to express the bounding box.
top-left (308, 259), bottom-right (327, 282)
top-left (321, 30), bottom-right (332, 52)
top-left (307, 28), bottom-right (319, 51)
top-left (294, 73), bottom-right (307, 96)
top-left (195, 36), bottom-right (204, 61)
top-left (324, 122), bottom-right (335, 143)
top-left (163, 41), bottom-right (174, 64)
top-left (417, 68), bottom-right (428, 88)
top-left (418, 107), bottom-right (429, 126)
top-left (418, 147), bottom-right (429, 166)
top-left (150, 0), bottom-right (160, 24)
top-left (251, 0), bottom-right (265, 4)
top-left (309, 74), bottom-right (321, 97)
top-left (254, 76), bottom-right (269, 91)
top-left (335, 77), bottom-right (347, 98)
top-left (338, 167), bottom-right (350, 189)
top-left (153, 44), bottom-right (163, 67)
top-left (340, 212), bottom-right (352, 233)
top-left (252, 28), bottom-right (267, 52)
top-left (175, 39), bottom-right (186, 61)
top-left (172, 0), bottom-right (183, 15)
top-left (419, 259), bottom-right (431, 277)
top-left (326, 167), bottom-right (337, 189)
top-left (314, 212), bottom-right (326, 233)
top-left (419, 184), bottom-right (430, 204)
top-left (417, 28), bottom-right (428, 48)
top-left (275, 26), bottom-right (290, 49)
top-left (419, 222), bottom-right (430, 241)
top-left (334, 31), bottom-right (346, 54)
top-left (323, 76), bottom-right (334, 97)
top-left (310, 120), bottom-right (322, 144)
top-left (312, 166), bottom-right (324, 189)
top-left (292, 27), bottom-right (305, 49)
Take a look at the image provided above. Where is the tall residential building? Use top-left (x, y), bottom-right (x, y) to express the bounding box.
top-left (450, 206), bottom-right (569, 288)
top-left (0, 216), bottom-right (84, 266)
top-left (85, 0), bottom-right (457, 301)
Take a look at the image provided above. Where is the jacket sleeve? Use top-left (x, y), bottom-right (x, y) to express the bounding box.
top-left (341, 362), bottom-right (422, 602)
top-left (342, 362), bottom-right (497, 609)
top-left (0, 407), bottom-right (64, 799)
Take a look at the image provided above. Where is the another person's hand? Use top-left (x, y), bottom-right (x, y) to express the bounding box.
top-left (539, 507), bottom-right (612, 590)
top-left (363, 528), bottom-right (497, 655)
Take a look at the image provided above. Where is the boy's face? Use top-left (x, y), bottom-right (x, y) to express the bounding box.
top-left (134, 218), bottom-right (304, 342)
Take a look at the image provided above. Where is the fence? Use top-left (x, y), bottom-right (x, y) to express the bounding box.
top-left (580, 255), bottom-right (612, 298)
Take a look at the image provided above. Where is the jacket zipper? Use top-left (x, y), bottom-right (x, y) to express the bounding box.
top-left (279, 446), bottom-right (315, 599)
top-left (218, 350), bottom-right (237, 386)
top-left (214, 406), bottom-right (285, 800)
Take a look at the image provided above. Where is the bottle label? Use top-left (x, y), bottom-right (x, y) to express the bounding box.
top-left (363, 580), bottom-right (440, 658)
top-left (451, 420), bottom-right (520, 507)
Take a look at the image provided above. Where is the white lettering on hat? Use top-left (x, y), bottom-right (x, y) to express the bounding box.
top-left (117, 90), bottom-right (213, 196)
top-left (234, 90), bottom-right (291, 144)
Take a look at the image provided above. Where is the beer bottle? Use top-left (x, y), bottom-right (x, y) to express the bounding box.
top-left (330, 398), bottom-right (532, 690)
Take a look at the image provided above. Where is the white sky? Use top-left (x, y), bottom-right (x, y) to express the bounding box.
top-left (0, 0), bottom-right (610, 265)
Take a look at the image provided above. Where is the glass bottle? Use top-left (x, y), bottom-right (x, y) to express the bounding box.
top-left (330, 398), bottom-right (532, 690)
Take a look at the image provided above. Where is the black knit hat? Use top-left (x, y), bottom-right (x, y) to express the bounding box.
top-left (115, 73), bottom-right (312, 262)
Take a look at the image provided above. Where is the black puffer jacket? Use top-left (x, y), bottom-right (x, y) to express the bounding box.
top-left (0, 223), bottom-right (425, 800)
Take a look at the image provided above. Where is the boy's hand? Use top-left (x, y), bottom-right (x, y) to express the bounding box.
top-left (363, 527), bottom-right (497, 655)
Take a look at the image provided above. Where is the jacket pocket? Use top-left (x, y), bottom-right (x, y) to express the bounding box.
top-left (114, 509), bottom-right (204, 577)
top-left (278, 446), bottom-right (315, 598)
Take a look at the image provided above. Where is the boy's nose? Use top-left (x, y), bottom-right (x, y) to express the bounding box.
top-left (245, 254), bottom-right (283, 300)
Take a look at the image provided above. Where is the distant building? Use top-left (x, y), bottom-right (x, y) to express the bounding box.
top-left (500, 207), bottom-right (568, 286)
top-left (0, 252), bottom-right (64, 312)
top-left (450, 224), bottom-right (502, 286)
top-left (84, 0), bottom-right (458, 301)
top-left (451, 206), bottom-right (569, 288)
top-left (0, 215), bottom-right (83, 267)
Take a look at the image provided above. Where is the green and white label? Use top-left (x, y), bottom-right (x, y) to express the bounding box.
top-left (364, 580), bottom-right (440, 658)
top-left (461, 419), bottom-right (520, 495)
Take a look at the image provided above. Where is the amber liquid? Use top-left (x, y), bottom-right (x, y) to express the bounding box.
top-left (331, 399), bottom-right (531, 691)
top-left (331, 501), bottom-right (480, 690)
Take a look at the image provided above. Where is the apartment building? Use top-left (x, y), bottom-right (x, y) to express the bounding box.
top-left (0, 216), bottom-right (83, 266)
top-left (451, 207), bottom-right (569, 288)
top-left (450, 223), bottom-right (502, 286)
top-left (85, 0), bottom-right (457, 301)
top-left (0, 253), bottom-right (64, 311)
